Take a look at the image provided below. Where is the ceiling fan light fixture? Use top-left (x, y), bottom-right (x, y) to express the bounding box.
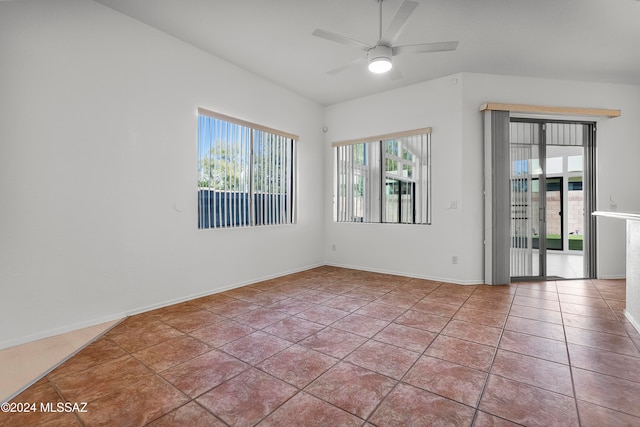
top-left (367, 45), bottom-right (393, 73)
top-left (368, 57), bottom-right (392, 73)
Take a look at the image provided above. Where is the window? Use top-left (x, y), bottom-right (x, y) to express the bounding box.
top-left (334, 129), bottom-right (431, 224)
top-left (197, 108), bottom-right (297, 229)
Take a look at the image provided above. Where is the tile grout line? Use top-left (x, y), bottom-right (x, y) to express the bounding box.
top-left (259, 274), bottom-right (417, 426)
top-left (468, 282), bottom-right (518, 426)
top-left (298, 276), bottom-right (420, 425)
top-left (10, 268), bottom-right (637, 425)
top-left (356, 280), bottom-right (449, 425)
top-left (559, 278), bottom-right (590, 427)
top-left (156, 274), bottom-right (338, 426)
top-left (46, 376), bottom-right (87, 427)
top-left (593, 280), bottom-right (640, 348)
top-left (565, 279), bottom-right (640, 422)
top-left (186, 274), bottom-right (403, 426)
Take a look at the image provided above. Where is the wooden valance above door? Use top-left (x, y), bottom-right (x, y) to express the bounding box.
top-left (479, 103), bottom-right (620, 119)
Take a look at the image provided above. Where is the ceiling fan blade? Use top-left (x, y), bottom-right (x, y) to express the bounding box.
top-left (326, 57), bottom-right (366, 76)
top-left (379, 0), bottom-right (419, 45)
top-left (392, 41), bottom-right (459, 56)
top-left (312, 29), bottom-right (371, 51)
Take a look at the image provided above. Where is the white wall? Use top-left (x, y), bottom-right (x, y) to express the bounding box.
top-left (323, 75), bottom-right (474, 283)
top-left (0, 0), bottom-right (325, 349)
top-left (323, 72), bottom-right (640, 283)
top-left (3, 1), bottom-right (639, 350)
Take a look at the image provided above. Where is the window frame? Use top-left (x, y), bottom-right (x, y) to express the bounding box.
top-left (333, 128), bottom-right (432, 225)
top-left (197, 108), bottom-right (298, 229)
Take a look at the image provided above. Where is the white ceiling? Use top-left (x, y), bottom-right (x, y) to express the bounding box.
top-left (95, 0), bottom-right (640, 106)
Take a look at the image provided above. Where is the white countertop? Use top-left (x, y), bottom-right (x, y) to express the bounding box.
top-left (592, 211), bottom-right (640, 221)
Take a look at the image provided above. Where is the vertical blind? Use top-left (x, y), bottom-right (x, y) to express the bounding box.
top-left (333, 128), bottom-right (431, 225)
top-left (197, 108), bottom-right (297, 229)
top-left (335, 143), bottom-right (373, 223)
top-left (253, 129), bottom-right (295, 226)
top-left (509, 121), bottom-right (538, 277)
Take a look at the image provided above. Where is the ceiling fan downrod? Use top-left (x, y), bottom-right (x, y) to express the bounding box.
top-left (378, 0), bottom-right (384, 42)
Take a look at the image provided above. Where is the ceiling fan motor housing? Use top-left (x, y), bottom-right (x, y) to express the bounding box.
top-left (368, 45), bottom-right (393, 73)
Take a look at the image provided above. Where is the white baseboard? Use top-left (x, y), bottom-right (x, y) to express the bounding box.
top-left (0, 262), bottom-right (324, 351)
top-left (598, 274), bottom-right (626, 280)
top-left (0, 313), bottom-right (126, 351)
top-left (624, 309), bottom-right (640, 334)
top-left (324, 262), bottom-right (483, 285)
top-left (126, 262), bottom-right (325, 317)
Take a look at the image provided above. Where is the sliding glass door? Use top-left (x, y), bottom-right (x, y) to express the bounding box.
top-left (509, 119), bottom-right (595, 280)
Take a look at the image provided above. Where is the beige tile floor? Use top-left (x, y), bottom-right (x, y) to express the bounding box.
top-left (0, 320), bottom-right (121, 403)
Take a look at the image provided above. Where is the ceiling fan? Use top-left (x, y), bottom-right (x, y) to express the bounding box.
top-left (312, 0), bottom-right (458, 78)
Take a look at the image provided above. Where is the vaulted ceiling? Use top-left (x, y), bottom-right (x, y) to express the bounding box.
top-left (95, 0), bottom-right (640, 106)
